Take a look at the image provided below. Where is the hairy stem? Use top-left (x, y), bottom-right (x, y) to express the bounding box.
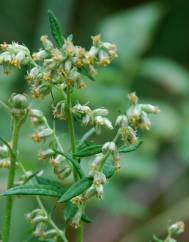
top-left (66, 85), bottom-right (84, 242)
top-left (2, 119), bottom-right (22, 242)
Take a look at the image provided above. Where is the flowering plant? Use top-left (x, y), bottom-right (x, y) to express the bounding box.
top-left (0, 10), bottom-right (170, 242)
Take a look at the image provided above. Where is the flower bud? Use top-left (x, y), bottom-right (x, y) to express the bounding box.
top-left (93, 171), bottom-right (106, 185)
top-left (98, 50), bottom-right (110, 66)
top-left (96, 184), bottom-right (104, 199)
top-left (70, 208), bottom-right (82, 229)
top-left (0, 159), bottom-right (10, 168)
top-left (112, 154), bottom-right (121, 170)
top-left (32, 83), bottom-right (51, 99)
top-left (53, 101), bottom-right (66, 120)
top-left (102, 142), bottom-right (116, 153)
top-left (10, 93), bottom-right (28, 109)
top-left (115, 115), bottom-right (128, 127)
top-left (29, 109), bottom-right (45, 127)
top-left (93, 108), bottom-right (109, 116)
top-left (120, 126), bottom-right (138, 145)
top-left (89, 154), bottom-right (104, 175)
top-left (71, 195), bottom-right (84, 206)
top-left (32, 50), bottom-right (48, 61)
top-left (38, 149), bottom-right (55, 160)
top-left (40, 35), bottom-right (54, 50)
top-left (32, 128), bottom-right (53, 143)
top-left (26, 66), bottom-right (40, 82)
top-left (91, 34), bottom-right (101, 46)
top-left (140, 104), bottom-right (160, 114)
top-left (168, 221), bottom-right (185, 236)
top-left (0, 145), bottom-right (9, 158)
top-left (103, 118), bottom-right (113, 130)
top-left (54, 165), bottom-right (72, 180)
top-left (50, 155), bottom-right (65, 168)
top-left (128, 92), bottom-right (138, 104)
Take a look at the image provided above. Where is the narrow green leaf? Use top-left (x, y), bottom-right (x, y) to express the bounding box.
top-left (64, 202), bottom-right (78, 222)
top-left (103, 160), bottom-right (115, 179)
top-left (119, 140), bottom-right (143, 153)
top-left (81, 214), bottom-right (92, 223)
top-left (36, 176), bottom-right (65, 192)
top-left (74, 144), bottom-right (102, 158)
top-left (48, 9), bottom-right (64, 48)
top-left (53, 149), bottom-right (85, 178)
top-left (59, 177), bottom-right (93, 203)
top-left (3, 184), bottom-right (62, 198)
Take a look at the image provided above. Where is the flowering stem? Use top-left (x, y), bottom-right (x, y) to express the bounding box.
top-left (2, 118), bottom-right (22, 242)
top-left (99, 131), bottom-right (120, 171)
top-left (66, 85), bottom-right (84, 242)
top-left (18, 162), bottom-right (68, 242)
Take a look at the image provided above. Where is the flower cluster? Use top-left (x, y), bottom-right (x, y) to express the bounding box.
top-left (0, 42), bottom-right (31, 73)
top-left (116, 92), bottom-right (160, 145)
top-left (26, 209), bottom-right (60, 241)
top-left (27, 34), bottom-right (117, 99)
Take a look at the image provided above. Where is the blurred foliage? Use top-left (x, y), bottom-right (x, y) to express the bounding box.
top-left (1, 0), bottom-right (189, 242)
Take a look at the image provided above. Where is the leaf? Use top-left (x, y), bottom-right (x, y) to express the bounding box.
top-left (48, 9), bottom-right (64, 48)
top-left (59, 177), bottom-right (93, 203)
top-left (64, 201), bottom-right (78, 222)
top-left (100, 3), bottom-right (163, 64)
top-left (36, 176), bottom-right (65, 192)
top-left (119, 140), bottom-right (143, 153)
top-left (3, 184), bottom-right (63, 198)
top-left (140, 57), bottom-right (189, 95)
top-left (81, 214), bottom-right (92, 223)
top-left (53, 149), bottom-right (85, 178)
top-left (74, 144), bottom-right (102, 158)
top-left (103, 159), bottom-right (115, 179)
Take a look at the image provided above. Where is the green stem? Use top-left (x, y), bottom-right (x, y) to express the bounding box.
top-left (18, 162), bottom-right (68, 242)
top-left (76, 222), bottom-right (84, 242)
top-left (66, 85), bottom-right (84, 242)
top-left (2, 119), bottom-right (22, 242)
top-left (66, 86), bottom-right (76, 154)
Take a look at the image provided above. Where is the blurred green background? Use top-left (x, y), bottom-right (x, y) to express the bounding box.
top-left (1, 0), bottom-right (189, 241)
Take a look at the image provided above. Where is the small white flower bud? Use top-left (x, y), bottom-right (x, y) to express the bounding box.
top-left (168, 221), bottom-right (185, 236)
top-left (40, 35), bottom-right (54, 50)
top-left (96, 184), bottom-right (104, 199)
top-left (93, 108), bottom-right (109, 116)
top-left (70, 208), bottom-right (82, 229)
top-left (93, 171), bottom-right (107, 185)
top-left (128, 92), bottom-right (138, 104)
top-left (103, 118), bottom-right (113, 130)
top-left (102, 142), bottom-right (116, 153)
top-left (82, 115), bottom-right (91, 126)
top-left (0, 159), bottom-right (11, 168)
top-left (98, 50), bottom-right (110, 66)
top-left (32, 50), bottom-right (47, 61)
top-left (140, 104), bottom-right (160, 114)
top-left (115, 115), bottom-right (128, 127)
top-left (0, 145), bottom-right (9, 158)
top-left (32, 128), bottom-right (53, 143)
